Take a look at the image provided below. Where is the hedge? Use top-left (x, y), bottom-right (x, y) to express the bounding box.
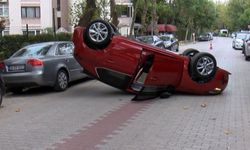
top-left (0, 33), bottom-right (72, 60)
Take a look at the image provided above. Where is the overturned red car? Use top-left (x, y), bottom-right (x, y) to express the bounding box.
top-left (73, 19), bottom-right (230, 100)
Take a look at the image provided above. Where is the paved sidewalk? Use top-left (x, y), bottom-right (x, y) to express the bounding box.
top-left (0, 37), bottom-right (250, 150)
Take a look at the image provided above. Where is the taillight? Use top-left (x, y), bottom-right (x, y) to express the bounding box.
top-left (0, 61), bottom-right (5, 70)
top-left (27, 59), bottom-right (43, 66)
top-left (248, 43), bottom-right (250, 47)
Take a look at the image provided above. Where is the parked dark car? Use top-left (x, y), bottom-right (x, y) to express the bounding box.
top-left (0, 42), bottom-right (87, 94)
top-left (0, 75), bottom-right (5, 106)
top-left (198, 33), bottom-right (212, 41)
top-left (159, 34), bottom-right (179, 52)
top-left (72, 19), bottom-right (230, 100)
top-left (136, 35), bottom-right (165, 49)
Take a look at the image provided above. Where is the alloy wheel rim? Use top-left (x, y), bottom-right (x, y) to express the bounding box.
top-left (196, 56), bottom-right (214, 76)
top-left (89, 22), bottom-right (108, 42)
top-left (58, 72), bottom-right (67, 89)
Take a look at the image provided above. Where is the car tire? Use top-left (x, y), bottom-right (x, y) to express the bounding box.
top-left (9, 88), bottom-right (23, 94)
top-left (54, 70), bottom-right (69, 91)
top-left (190, 52), bottom-right (217, 82)
top-left (245, 56), bottom-right (250, 61)
top-left (84, 19), bottom-right (113, 49)
top-left (182, 48), bottom-right (199, 57)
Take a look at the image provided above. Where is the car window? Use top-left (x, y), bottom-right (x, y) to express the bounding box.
top-left (57, 43), bottom-right (73, 56)
top-left (138, 36), bottom-right (154, 44)
top-left (11, 43), bottom-right (53, 58)
top-left (236, 33), bottom-right (247, 39)
top-left (159, 36), bottom-right (171, 41)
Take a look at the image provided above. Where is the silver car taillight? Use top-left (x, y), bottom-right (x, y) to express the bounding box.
top-left (27, 59), bottom-right (43, 66)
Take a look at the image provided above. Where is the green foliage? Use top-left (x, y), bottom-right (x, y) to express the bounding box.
top-left (69, 0), bottom-right (86, 26)
top-left (226, 0), bottom-right (250, 31)
top-left (0, 33), bottom-right (72, 59)
top-left (239, 8), bottom-right (250, 30)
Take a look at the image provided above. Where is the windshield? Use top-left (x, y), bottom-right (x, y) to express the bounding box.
top-left (236, 33), bottom-right (246, 39)
top-left (11, 43), bottom-right (53, 58)
top-left (159, 36), bottom-right (171, 41)
top-left (138, 36), bottom-right (154, 44)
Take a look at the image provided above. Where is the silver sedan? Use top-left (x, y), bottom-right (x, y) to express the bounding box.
top-left (0, 41), bottom-right (87, 94)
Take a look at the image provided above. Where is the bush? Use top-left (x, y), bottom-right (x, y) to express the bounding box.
top-left (0, 33), bottom-right (72, 59)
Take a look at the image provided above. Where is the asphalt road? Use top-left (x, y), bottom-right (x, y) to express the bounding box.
top-left (1, 37), bottom-right (250, 150)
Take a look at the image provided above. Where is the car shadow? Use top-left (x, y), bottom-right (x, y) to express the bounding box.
top-left (5, 77), bottom-right (93, 97)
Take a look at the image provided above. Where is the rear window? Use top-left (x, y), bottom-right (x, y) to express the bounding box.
top-left (11, 43), bottom-right (53, 58)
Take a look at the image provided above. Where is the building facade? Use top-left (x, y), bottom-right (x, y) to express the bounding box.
top-left (0, 0), bottom-right (71, 36)
top-left (0, 0), bottom-right (133, 36)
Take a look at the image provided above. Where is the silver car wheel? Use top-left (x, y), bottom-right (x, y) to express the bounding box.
top-left (196, 56), bottom-right (215, 76)
top-left (58, 71), bottom-right (68, 89)
top-left (89, 22), bottom-right (108, 43)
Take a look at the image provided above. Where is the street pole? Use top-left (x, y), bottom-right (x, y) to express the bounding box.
top-left (26, 24), bottom-right (29, 38)
top-left (52, 8), bottom-right (56, 38)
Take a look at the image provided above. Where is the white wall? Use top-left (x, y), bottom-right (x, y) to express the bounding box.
top-left (40, 0), bottom-right (53, 29)
top-left (9, 0), bottom-right (22, 34)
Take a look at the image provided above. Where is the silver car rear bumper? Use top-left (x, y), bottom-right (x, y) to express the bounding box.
top-left (1, 70), bottom-right (54, 88)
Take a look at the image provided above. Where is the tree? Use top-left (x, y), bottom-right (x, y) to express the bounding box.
top-left (239, 8), bottom-right (250, 30)
top-left (152, 0), bottom-right (158, 35)
top-left (140, 0), bottom-right (149, 35)
top-left (110, 0), bottom-right (119, 26)
top-left (226, 0), bottom-right (249, 31)
top-left (78, 0), bottom-right (100, 27)
top-left (0, 18), bottom-right (5, 37)
top-left (69, 0), bottom-right (86, 27)
top-left (129, 0), bottom-right (140, 36)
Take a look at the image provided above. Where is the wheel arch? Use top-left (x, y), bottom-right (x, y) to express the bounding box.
top-left (54, 64), bottom-right (70, 84)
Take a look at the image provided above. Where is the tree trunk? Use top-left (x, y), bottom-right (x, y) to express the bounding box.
top-left (152, 0), bottom-right (158, 35)
top-left (78, 0), bottom-right (98, 27)
top-left (110, 0), bottom-right (119, 26)
top-left (185, 28), bottom-right (189, 42)
top-left (129, 0), bottom-right (138, 36)
top-left (140, 0), bottom-right (148, 35)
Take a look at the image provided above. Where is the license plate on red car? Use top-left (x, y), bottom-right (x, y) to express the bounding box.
top-left (8, 65), bottom-right (25, 72)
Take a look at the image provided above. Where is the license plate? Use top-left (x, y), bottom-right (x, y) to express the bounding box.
top-left (8, 65), bottom-right (25, 72)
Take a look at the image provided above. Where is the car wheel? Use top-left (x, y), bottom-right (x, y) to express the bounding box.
top-left (9, 88), bottom-right (23, 94)
top-left (84, 19), bottom-right (113, 49)
top-left (190, 52), bottom-right (217, 81)
top-left (159, 44), bottom-right (165, 49)
top-left (245, 56), bottom-right (250, 61)
top-left (182, 48), bottom-right (199, 57)
top-left (176, 44), bottom-right (179, 52)
top-left (171, 45), bottom-right (175, 51)
top-left (54, 70), bottom-right (69, 91)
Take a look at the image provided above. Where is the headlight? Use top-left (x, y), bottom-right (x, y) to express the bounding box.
top-left (236, 41), bottom-right (243, 44)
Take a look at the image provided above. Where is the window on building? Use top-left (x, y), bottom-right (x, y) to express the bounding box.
top-left (21, 7), bottom-right (40, 18)
top-left (57, 17), bottom-right (61, 29)
top-left (116, 5), bottom-right (131, 17)
top-left (22, 30), bottom-right (41, 35)
top-left (0, 4), bottom-right (9, 17)
top-left (57, 0), bottom-right (61, 11)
